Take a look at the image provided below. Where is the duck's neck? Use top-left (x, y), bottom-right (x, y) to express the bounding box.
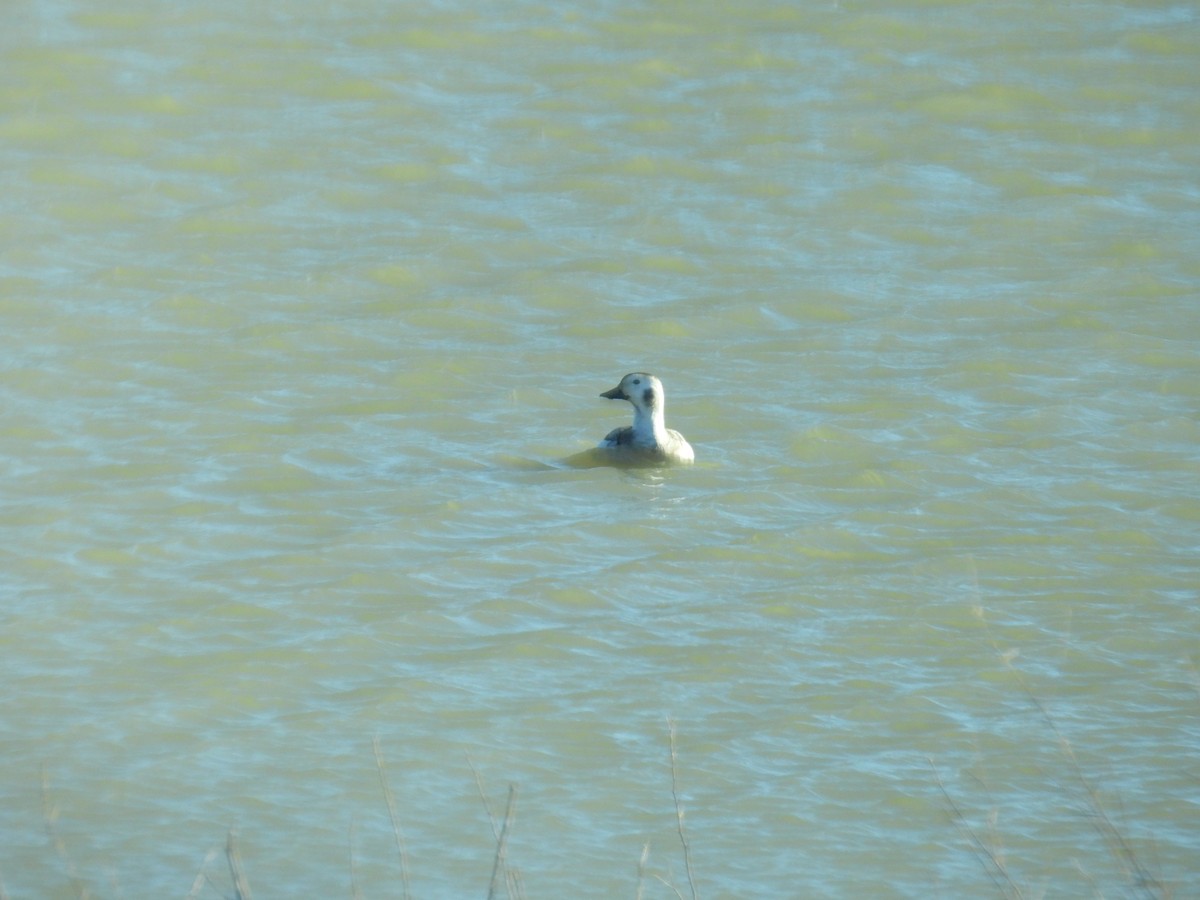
top-left (631, 403), bottom-right (667, 446)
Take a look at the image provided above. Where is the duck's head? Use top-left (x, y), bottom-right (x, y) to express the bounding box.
top-left (600, 372), bottom-right (663, 412)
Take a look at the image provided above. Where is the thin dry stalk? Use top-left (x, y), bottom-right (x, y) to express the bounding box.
top-left (372, 736), bottom-right (413, 900)
top-left (1022, 693), bottom-right (1169, 900)
top-left (505, 863), bottom-right (527, 900)
top-left (184, 847), bottom-right (219, 900)
top-left (467, 752), bottom-right (501, 841)
top-left (666, 717), bottom-right (699, 900)
top-left (40, 767), bottom-right (91, 900)
top-left (471, 757), bottom-right (524, 900)
top-left (928, 758), bottom-right (1023, 899)
top-left (486, 784), bottom-right (518, 900)
top-left (974, 601), bottom-right (1170, 899)
top-left (225, 830), bottom-right (252, 900)
top-left (635, 841), bottom-right (650, 900)
top-left (651, 872), bottom-right (687, 900)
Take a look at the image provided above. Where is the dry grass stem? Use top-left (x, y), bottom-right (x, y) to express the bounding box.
top-left (635, 840), bottom-right (650, 900)
top-left (225, 830), bottom-right (252, 900)
top-left (470, 755), bottom-right (526, 899)
top-left (184, 848), bottom-right (218, 900)
top-left (505, 863), bottom-right (527, 900)
top-left (1023, 694), bottom-right (1169, 900)
top-left (467, 752), bottom-right (501, 841)
top-left (373, 736), bottom-right (413, 900)
top-left (929, 758), bottom-right (1023, 899)
top-left (486, 783), bottom-right (518, 900)
top-left (666, 716), bottom-right (700, 900)
top-left (964, 602), bottom-right (1173, 900)
top-left (652, 872), bottom-right (687, 900)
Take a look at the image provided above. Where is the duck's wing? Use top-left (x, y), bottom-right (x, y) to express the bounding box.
top-left (599, 426), bottom-right (635, 448)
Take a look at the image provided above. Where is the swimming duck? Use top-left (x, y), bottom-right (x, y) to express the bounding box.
top-left (598, 372), bottom-right (694, 465)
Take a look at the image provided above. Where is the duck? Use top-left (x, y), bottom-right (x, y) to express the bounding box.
top-left (597, 372), bottom-right (694, 465)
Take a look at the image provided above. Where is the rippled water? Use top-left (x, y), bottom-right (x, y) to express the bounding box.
top-left (2, 0), bottom-right (1197, 897)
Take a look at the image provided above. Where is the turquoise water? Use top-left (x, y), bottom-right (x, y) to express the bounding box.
top-left (2, 1), bottom-right (1197, 897)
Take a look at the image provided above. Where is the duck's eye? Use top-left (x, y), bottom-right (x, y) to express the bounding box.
top-left (632, 378), bottom-right (641, 385)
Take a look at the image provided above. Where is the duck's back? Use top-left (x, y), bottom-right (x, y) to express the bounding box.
top-left (600, 426), bottom-right (635, 448)
top-left (662, 428), bottom-right (695, 464)
top-left (598, 425), bottom-right (693, 464)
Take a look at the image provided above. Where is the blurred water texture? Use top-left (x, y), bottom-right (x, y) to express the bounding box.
top-left (1, 0), bottom-right (1197, 896)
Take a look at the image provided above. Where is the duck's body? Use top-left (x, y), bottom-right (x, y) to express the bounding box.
top-left (597, 372), bottom-right (694, 465)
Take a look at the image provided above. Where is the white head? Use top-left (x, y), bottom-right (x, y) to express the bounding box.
top-left (600, 372), bottom-right (665, 419)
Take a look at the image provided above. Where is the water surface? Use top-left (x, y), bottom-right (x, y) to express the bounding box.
top-left (1, 0), bottom-right (1197, 896)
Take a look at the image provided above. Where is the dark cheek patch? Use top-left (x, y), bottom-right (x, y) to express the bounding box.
top-left (642, 388), bottom-right (655, 405)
